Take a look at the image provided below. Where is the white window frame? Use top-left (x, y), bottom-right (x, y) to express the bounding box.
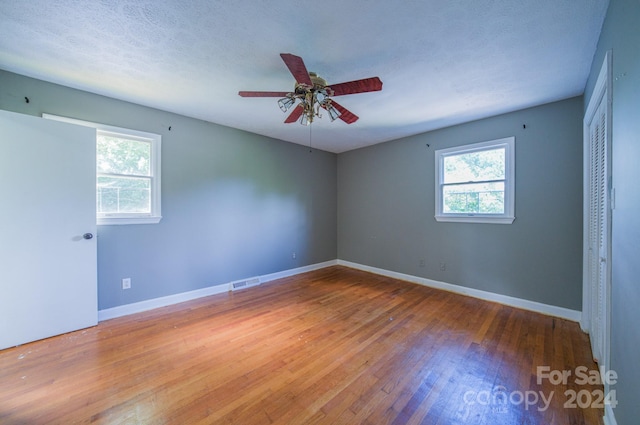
top-left (435, 136), bottom-right (515, 224)
top-left (43, 114), bottom-right (162, 225)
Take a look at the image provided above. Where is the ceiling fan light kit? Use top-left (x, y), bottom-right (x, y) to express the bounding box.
top-left (239, 53), bottom-right (382, 126)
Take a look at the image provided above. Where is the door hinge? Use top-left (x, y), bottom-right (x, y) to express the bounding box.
top-left (610, 187), bottom-right (616, 210)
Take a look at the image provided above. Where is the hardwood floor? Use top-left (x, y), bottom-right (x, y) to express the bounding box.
top-left (0, 266), bottom-right (603, 424)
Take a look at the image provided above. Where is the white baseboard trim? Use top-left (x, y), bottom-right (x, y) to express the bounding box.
top-left (98, 260), bottom-right (338, 321)
top-left (98, 283), bottom-right (228, 322)
top-left (603, 404), bottom-right (617, 425)
top-left (99, 259), bottom-right (580, 323)
top-left (260, 260), bottom-right (338, 284)
top-left (337, 260), bottom-right (582, 322)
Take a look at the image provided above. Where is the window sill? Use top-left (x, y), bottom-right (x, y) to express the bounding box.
top-left (98, 216), bottom-right (162, 225)
top-left (435, 215), bottom-right (515, 224)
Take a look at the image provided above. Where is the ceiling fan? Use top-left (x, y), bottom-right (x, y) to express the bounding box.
top-left (239, 53), bottom-right (383, 125)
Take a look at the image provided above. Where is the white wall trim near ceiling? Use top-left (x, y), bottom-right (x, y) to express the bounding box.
top-left (98, 260), bottom-right (338, 321)
top-left (337, 260), bottom-right (582, 322)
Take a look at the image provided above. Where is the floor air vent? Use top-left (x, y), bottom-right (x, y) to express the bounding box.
top-left (229, 277), bottom-right (261, 291)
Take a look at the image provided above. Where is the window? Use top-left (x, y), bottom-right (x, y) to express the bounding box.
top-left (43, 114), bottom-right (161, 225)
top-left (435, 137), bottom-right (515, 224)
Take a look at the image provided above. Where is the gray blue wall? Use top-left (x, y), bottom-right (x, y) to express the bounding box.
top-left (0, 70), bottom-right (337, 310)
top-left (0, 72), bottom-right (589, 314)
top-left (338, 97), bottom-right (584, 311)
top-left (584, 0), bottom-right (640, 422)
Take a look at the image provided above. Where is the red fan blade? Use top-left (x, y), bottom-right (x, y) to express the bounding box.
top-left (280, 53), bottom-right (313, 86)
top-left (239, 91), bottom-right (290, 97)
top-left (328, 77), bottom-right (383, 96)
top-left (330, 100), bottom-right (359, 124)
top-left (284, 104), bottom-right (304, 124)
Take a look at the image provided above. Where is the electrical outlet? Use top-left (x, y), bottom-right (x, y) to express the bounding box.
top-left (439, 262), bottom-right (447, 271)
top-left (122, 278), bottom-right (131, 289)
top-left (292, 252), bottom-right (296, 259)
top-left (419, 259), bottom-right (426, 267)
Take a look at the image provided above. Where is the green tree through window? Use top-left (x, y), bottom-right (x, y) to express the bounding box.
top-left (97, 133), bottom-right (151, 214)
top-left (435, 137), bottom-right (515, 224)
top-left (443, 148), bottom-right (505, 214)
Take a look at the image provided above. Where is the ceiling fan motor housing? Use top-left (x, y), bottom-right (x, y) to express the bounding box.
top-left (309, 72), bottom-right (327, 89)
top-left (295, 72), bottom-right (332, 96)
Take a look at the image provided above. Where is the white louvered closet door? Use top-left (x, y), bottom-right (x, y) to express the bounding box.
top-left (587, 96), bottom-right (609, 364)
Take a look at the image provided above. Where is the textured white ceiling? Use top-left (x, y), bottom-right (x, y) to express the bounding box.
top-left (0, 1), bottom-right (608, 153)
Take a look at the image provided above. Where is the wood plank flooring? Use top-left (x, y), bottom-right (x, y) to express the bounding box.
top-left (0, 266), bottom-right (603, 424)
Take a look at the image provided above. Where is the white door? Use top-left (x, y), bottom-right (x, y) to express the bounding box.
top-left (0, 109), bottom-right (97, 350)
top-left (583, 52), bottom-right (612, 369)
top-left (586, 97), bottom-right (609, 364)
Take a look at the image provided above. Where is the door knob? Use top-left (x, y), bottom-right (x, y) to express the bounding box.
top-left (83, 233), bottom-right (94, 240)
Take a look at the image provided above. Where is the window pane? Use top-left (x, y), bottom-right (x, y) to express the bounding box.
top-left (97, 134), bottom-right (151, 176)
top-left (443, 148), bottom-right (505, 184)
top-left (443, 182), bottom-right (504, 214)
top-left (98, 176), bottom-right (150, 214)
